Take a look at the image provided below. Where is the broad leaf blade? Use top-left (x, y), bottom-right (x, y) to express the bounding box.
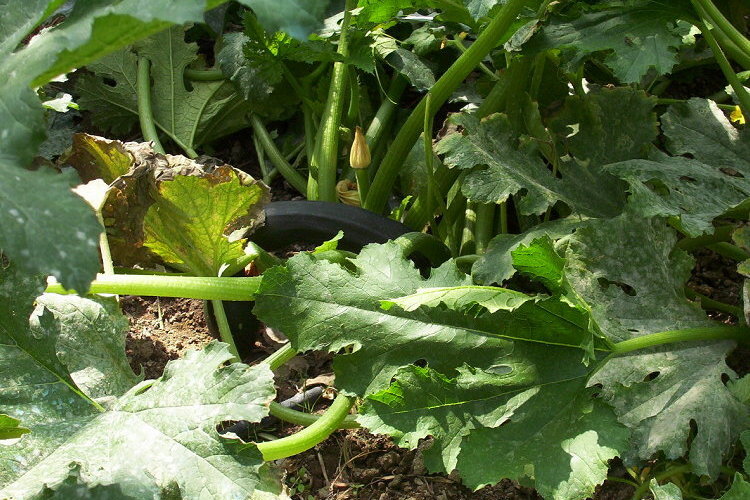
top-left (608, 99), bottom-right (750, 236)
top-left (560, 216), bottom-right (748, 477)
top-left (0, 415), bottom-right (30, 441)
top-left (254, 241), bottom-right (594, 397)
top-left (436, 113), bottom-right (622, 217)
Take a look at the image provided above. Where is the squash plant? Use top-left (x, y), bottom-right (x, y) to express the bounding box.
top-left (3, 0), bottom-right (750, 499)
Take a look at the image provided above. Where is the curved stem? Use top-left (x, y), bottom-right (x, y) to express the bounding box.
top-left (184, 68), bottom-right (225, 81)
top-left (46, 274), bottom-right (262, 301)
top-left (684, 287), bottom-right (742, 317)
top-left (611, 326), bottom-right (750, 355)
top-left (268, 401), bottom-right (360, 429)
top-left (137, 56), bottom-right (165, 154)
top-left (364, 0), bottom-right (531, 213)
top-left (693, 0), bottom-right (750, 63)
top-left (708, 242), bottom-right (750, 261)
top-left (264, 343), bottom-right (297, 371)
top-left (211, 300), bottom-right (239, 361)
top-left (312, 0), bottom-right (356, 202)
top-left (256, 393), bottom-right (354, 460)
top-left (250, 115), bottom-right (308, 194)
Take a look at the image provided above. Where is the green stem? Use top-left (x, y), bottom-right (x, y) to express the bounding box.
top-left (355, 168), bottom-right (370, 203)
top-left (460, 201), bottom-right (478, 255)
top-left (256, 393), bottom-right (354, 460)
top-left (137, 56), bottom-right (165, 154)
top-left (184, 68), bottom-right (225, 81)
top-left (708, 242), bottom-right (750, 261)
top-left (474, 203), bottom-right (495, 254)
top-left (46, 274), bottom-right (262, 301)
top-left (250, 115), bottom-right (308, 194)
top-left (264, 343), bottom-right (297, 371)
top-left (268, 401), bottom-right (360, 429)
top-left (96, 214), bottom-right (115, 277)
top-left (656, 98), bottom-right (736, 111)
top-left (450, 37), bottom-right (499, 80)
top-left (364, 0), bottom-right (531, 213)
top-left (693, 0), bottom-right (750, 63)
top-left (499, 202), bottom-right (508, 233)
top-left (694, 5), bottom-right (750, 118)
top-left (366, 75), bottom-right (408, 156)
top-left (312, 0), bottom-right (356, 202)
top-left (402, 167), bottom-right (459, 230)
top-left (610, 326), bottom-right (749, 355)
top-left (685, 287), bottom-right (742, 316)
top-left (710, 26), bottom-right (750, 70)
top-left (245, 241), bottom-right (282, 273)
top-left (211, 300), bottom-right (239, 361)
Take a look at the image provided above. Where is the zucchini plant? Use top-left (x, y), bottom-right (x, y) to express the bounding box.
top-left (3, 0), bottom-right (750, 499)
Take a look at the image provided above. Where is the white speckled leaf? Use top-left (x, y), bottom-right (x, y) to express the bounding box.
top-left (1, 343), bottom-right (280, 499)
top-left (436, 113), bottom-right (622, 217)
top-left (607, 99), bottom-right (750, 236)
top-left (563, 216), bottom-right (748, 477)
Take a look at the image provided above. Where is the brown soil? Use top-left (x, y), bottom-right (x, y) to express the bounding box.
top-left (122, 296), bottom-right (217, 379)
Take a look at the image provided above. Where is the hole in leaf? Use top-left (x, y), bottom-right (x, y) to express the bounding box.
top-left (721, 373), bottom-right (730, 385)
top-left (597, 277), bottom-right (636, 296)
top-left (679, 176), bottom-right (697, 183)
top-left (720, 167), bottom-right (744, 178)
top-left (413, 359), bottom-right (428, 368)
top-left (102, 77), bottom-right (117, 87)
top-left (486, 364), bottom-right (512, 375)
top-left (642, 371), bottom-right (660, 382)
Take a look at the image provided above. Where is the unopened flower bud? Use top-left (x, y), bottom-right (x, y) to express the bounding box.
top-left (349, 126), bottom-right (371, 169)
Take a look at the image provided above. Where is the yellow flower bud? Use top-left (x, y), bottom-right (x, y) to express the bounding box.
top-left (349, 126), bottom-right (371, 169)
top-left (336, 180), bottom-right (360, 206)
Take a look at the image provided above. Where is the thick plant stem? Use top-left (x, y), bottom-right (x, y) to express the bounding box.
top-left (250, 115), bottom-right (308, 194)
top-left (460, 201), bottom-right (478, 255)
top-left (268, 401), bottom-right (360, 429)
top-left (611, 326), bottom-right (750, 355)
top-left (355, 168), bottom-right (370, 203)
top-left (366, 75), bottom-right (408, 156)
top-left (312, 0), bottom-right (356, 202)
top-left (264, 343), bottom-right (297, 371)
top-left (693, 0), bottom-right (750, 63)
top-left (211, 300), bottom-right (239, 361)
top-left (364, 0), bottom-right (530, 213)
top-left (256, 394), bottom-right (354, 460)
top-left (137, 56), bottom-right (165, 154)
top-left (695, 5), bottom-right (750, 118)
top-left (474, 203), bottom-right (496, 254)
top-left (46, 274), bottom-right (262, 301)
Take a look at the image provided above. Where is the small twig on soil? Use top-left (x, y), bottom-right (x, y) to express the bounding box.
top-left (317, 451), bottom-right (330, 486)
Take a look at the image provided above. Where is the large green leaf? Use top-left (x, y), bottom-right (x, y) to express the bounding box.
top-left (2, 343), bottom-right (280, 499)
top-left (63, 135), bottom-right (270, 275)
top-left (555, 216), bottom-right (748, 478)
top-left (254, 241), bottom-right (595, 397)
top-left (456, 381), bottom-right (628, 498)
top-left (525, 1), bottom-right (690, 82)
top-left (607, 99), bottom-right (750, 236)
top-left (77, 25), bottom-right (251, 154)
top-left (255, 241), bottom-right (621, 497)
top-left (372, 30), bottom-right (436, 91)
top-left (435, 113), bottom-right (622, 217)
